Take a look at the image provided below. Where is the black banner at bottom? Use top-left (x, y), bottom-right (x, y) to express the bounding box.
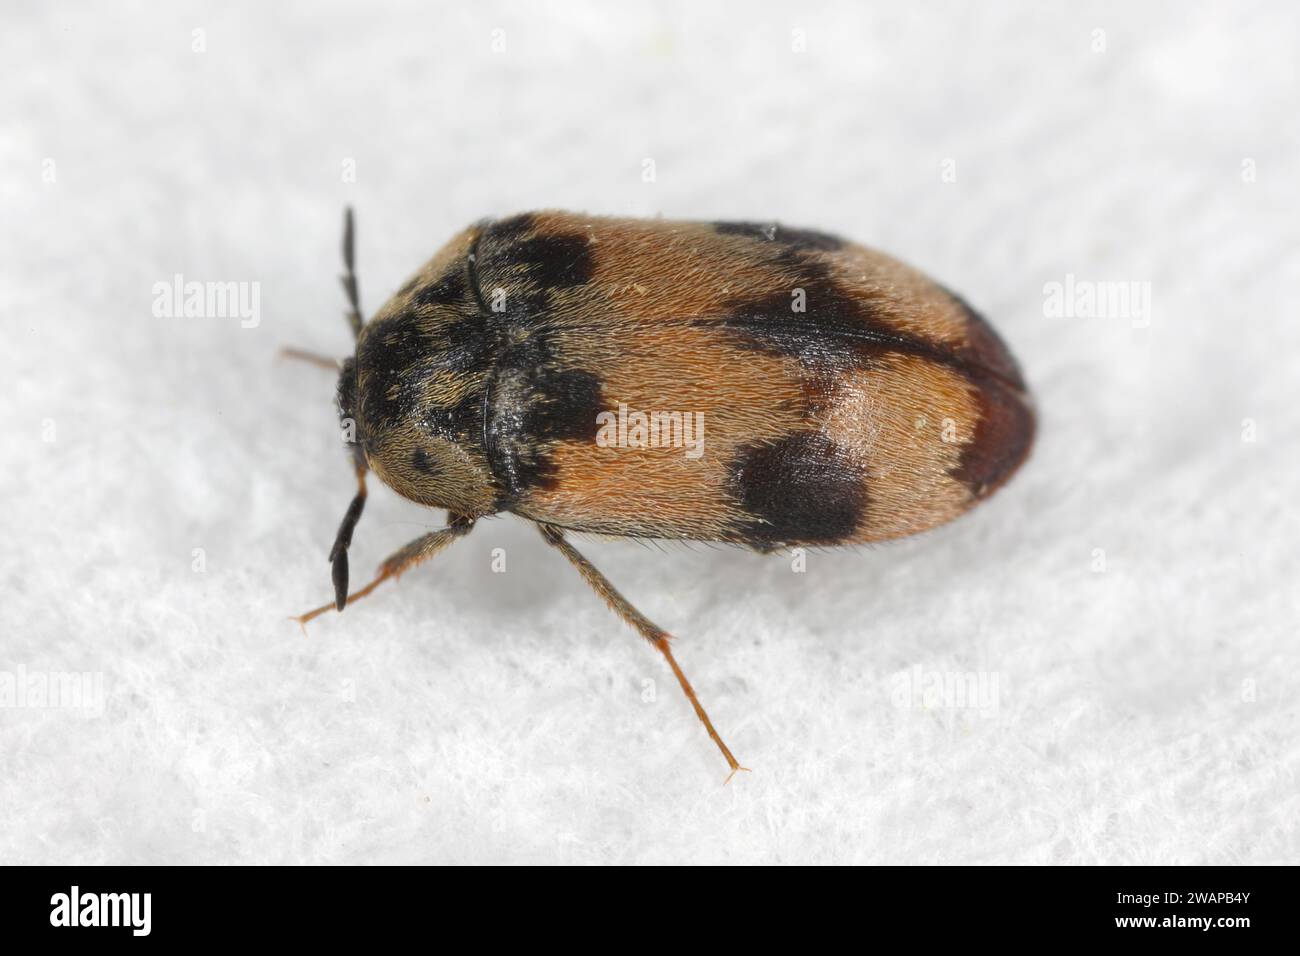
top-left (0, 865), bottom-right (1285, 943)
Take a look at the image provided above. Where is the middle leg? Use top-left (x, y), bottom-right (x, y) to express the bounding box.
top-left (538, 523), bottom-right (747, 780)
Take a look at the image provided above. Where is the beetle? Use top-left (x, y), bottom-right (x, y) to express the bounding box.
top-left (290, 209), bottom-right (1035, 779)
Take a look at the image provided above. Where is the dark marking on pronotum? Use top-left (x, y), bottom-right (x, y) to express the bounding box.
top-left (356, 311), bottom-right (434, 426)
top-left (412, 447), bottom-right (436, 474)
top-left (437, 312), bottom-right (494, 376)
top-left (420, 384), bottom-right (486, 442)
top-left (728, 430), bottom-right (866, 546)
top-left (411, 266), bottom-right (468, 309)
top-left (356, 298), bottom-right (496, 452)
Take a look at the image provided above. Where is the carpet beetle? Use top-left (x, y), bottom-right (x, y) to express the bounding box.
top-left (290, 209), bottom-right (1035, 778)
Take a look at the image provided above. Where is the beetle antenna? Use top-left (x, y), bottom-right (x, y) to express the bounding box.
top-left (341, 206), bottom-right (363, 339)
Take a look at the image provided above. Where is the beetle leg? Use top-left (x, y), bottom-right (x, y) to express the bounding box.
top-left (295, 514), bottom-right (476, 627)
top-left (537, 523), bottom-right (748, 782)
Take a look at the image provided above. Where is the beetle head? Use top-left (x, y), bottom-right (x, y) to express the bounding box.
top-left (347, 304), bottom-right (499, 516)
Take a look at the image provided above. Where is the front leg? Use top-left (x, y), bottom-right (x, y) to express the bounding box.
top-left (295, 514), bottom-right (476, 627)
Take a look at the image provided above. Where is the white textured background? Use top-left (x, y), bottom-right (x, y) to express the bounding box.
top-left (3, 0), bottom-right (1297, 865)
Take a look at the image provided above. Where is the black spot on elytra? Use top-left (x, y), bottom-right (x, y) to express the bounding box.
top-left (949, 372), bottom-right (1035, 499)
top-left (480, 215), bottom-right (594, 319)
top-left (485, 333), bottom-right (605, 497)
top-left (714, 221), bottom-right (845, 251)
top-left (708, 239), bottom-right (1033, 418)
top-left (513, 233), bottom-right (594, 289)
top-left (709, 256), bottom-right (918, 369)
top-left (527, 368), bottom-right (603, 443)
top-left (728, 431), bottom-right (867, 548)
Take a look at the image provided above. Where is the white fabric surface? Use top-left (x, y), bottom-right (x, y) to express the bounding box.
top-left (3, 0), bottom-right (1297, 865)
